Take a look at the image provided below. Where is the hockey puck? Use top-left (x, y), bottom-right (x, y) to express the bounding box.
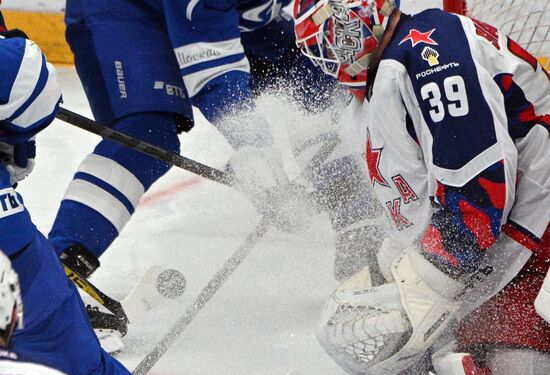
top-left (156, 269), bottom-right (186, 299)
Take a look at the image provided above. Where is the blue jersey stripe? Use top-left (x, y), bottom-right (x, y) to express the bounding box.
top-left (74, 172), bottom-right (135, 215)
top-left (7, 55), bottom-right (49, 122)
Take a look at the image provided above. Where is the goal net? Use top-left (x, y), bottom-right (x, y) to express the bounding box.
top-left (443, 0), bottom-right (550, 70)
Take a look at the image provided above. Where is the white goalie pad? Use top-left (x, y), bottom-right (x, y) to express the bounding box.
top-left (366, 249), bottom-right (464, 375)
top-left (317, 234), bottom-right (531, 375)
top-left (317, 250), bottom-right (463, 375)
top-left (535, 269), bottom-right (550, 323)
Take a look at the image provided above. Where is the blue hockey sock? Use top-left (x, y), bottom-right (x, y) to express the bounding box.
top-left (49, 112), bottom-right (180, 258)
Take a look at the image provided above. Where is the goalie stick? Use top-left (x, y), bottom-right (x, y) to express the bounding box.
top-left (132, 217), bottom-right (271, 375)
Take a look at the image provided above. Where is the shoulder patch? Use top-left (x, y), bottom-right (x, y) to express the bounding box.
top-left (0, 187), bottom-right (24, 219)
top-left (399, 28), bottom-right (438, 48)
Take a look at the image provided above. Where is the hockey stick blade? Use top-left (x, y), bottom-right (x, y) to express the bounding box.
top-left (65, 263), bottom-right (166, 324)
top-left (120, 265), bottom-right (165, 323)
top-left (56, 107), bottom-right (233, 186)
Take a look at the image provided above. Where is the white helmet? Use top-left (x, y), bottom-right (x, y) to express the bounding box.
top-left (0, 251), bottom-right (23, 342)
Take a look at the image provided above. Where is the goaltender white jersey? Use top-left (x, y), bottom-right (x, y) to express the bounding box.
top-left (363, 9), bottom-right (550, 273)
top-left (0, 350), bottom-right (66, 375)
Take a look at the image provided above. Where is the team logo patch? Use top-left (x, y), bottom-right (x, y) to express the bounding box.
top-left (364, 130), bottom-right (389, 188)
top-left (421, 46), bottom-right (440, 66)
top-left (399, 28), bottom-right (438, 48)
top-left (0, 188), bottom-right (24, 219)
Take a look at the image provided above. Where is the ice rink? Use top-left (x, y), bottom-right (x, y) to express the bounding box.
top-left (18, 1), bottom-right (441, 374)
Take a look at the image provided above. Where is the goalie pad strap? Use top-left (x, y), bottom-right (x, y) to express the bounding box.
top-left (407, 248), bottom-right (464, 299)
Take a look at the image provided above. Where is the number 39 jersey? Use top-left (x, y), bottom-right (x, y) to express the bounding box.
top-left (364, 9), bottom-right (550, 275)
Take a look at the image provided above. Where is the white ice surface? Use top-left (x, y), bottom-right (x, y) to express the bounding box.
top-left (22, 66), bottom-right (347, 375)
top-left (18, 1), bottom-right (442, 374)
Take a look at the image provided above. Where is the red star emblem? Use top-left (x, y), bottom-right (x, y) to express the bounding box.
top-left (364, 131), bottom-right (389, 188)
top-left (399, 28), bottom-right (438, 48)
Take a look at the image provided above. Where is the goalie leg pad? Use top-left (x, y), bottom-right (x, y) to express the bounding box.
top-left (368, 248), bottom-right (465, 374)
top-left (535, 269), bottom-right (550, 323)
top-left (317, 248), bottom-right (468, 375)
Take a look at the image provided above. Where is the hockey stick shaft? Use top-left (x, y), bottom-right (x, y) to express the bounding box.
top-left (132, 217), bottom-right (271, 375)
top-left (132, 132), bottom-right (341, 374)
top-left (56, 107), bottom-right (233, 186)
top-left (63, 263), bottom-right (129, 322)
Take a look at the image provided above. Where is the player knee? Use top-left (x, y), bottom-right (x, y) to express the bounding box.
top-left (94, 112), bottom-right (181, 189)
top-left (109, 112), bottom-right (181, 153)
top-left (49, 112), bottom-right (182, 257)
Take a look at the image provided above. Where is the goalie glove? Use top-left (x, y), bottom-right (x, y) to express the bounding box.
top-left (317, 266), bottom-right (412, 375)
top-left (318, 247), bottom-right (465, 375)
top-left (228, 146), bottom-right (313, 232)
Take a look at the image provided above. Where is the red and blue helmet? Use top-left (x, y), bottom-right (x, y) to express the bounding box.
top-left (294, 0), bottom-right (398, 98)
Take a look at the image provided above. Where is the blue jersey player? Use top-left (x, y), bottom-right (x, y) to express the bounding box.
top-left (0, 251), bottom-right (67, 374)
top-left (0, 31), bottom-right (130, 374)
top-left (49, 0), bottom-right (339, 269)
top-left (48, 0), bottom-right (385, 349)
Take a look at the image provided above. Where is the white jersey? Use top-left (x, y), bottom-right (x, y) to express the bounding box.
top-left (0, 357), bottom-right (65, 375)
top-left (363, 9), bottom-right (550, 275)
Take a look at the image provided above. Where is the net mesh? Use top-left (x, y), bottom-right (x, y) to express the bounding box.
top-left (325, 303), bottom-right (411, 366)
top-left (445, 0), bottom-right (550, 69)
top-left (329, 304), bottom-right (388, 363)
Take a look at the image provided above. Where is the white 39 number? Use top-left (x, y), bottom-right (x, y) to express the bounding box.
top-left (420, 75), bottom-right (469, 122)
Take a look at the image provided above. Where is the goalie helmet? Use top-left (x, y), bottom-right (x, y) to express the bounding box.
top-left (293, 0), bottom-right (399, 98)
top-left (0, 251), bottom-right (23, 344)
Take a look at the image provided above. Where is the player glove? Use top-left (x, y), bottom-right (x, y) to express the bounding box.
top-left (0, 29), bottom-right (29, 39)
top-left (228, 146), bottom-right (313, 233)
top-left (0, 139), bottom-right (36, 186)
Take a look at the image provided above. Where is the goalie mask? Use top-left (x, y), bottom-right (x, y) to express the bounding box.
top-left (293, 0), bottom-right (398, 98)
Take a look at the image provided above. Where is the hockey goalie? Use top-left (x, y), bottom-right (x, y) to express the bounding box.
top-left (293, 0), bottom-right (550, 373)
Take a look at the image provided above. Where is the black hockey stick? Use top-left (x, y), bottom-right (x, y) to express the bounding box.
top-left (56, 107), bottom-right (340, 203)
top-left (65, 261), bottom-right (168, 326)
top-left (57, 107), bottom-right (340, 373)
top-left (63, 263), bottom-right (128, 320)
top-left (56, 107), bottom-right (233, 186)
